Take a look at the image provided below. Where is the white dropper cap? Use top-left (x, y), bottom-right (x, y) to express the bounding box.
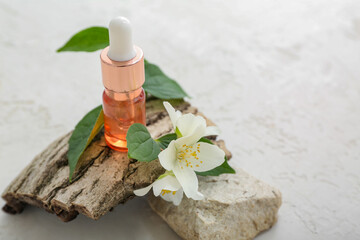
top-left (107, 16), bottom-right (137, 62)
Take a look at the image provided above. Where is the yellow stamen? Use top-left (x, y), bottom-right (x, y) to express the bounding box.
top-left (161, 189), bottom-right (172, 196)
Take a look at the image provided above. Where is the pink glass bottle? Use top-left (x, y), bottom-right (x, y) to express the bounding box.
top-left (100, 17), bottom-right (146, 152)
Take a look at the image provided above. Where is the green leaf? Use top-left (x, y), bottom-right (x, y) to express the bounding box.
top-left (126, 123), bottom-right (161, 162)
top-left (67, 105), bottom-right (104, 181)
top-left (57, 27), bottom-right (109, 52)
top-left (198, 137), bottom-right (213, 144)
top-left (196, 137), bottom-right (236, 176)
top-left (143, 60), bottom-right (189, 99)
top-left (156, 133), bottom-right (177, 149)
top-left (196, 156), bottom-right (235, 176)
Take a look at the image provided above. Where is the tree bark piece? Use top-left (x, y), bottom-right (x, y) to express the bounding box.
top-left (148, 168), bottom-right (282, 240)
top-left (2, 100), bottom-right (232, 222)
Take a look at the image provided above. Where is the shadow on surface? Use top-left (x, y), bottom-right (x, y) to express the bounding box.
top-left (0, 197), bottom-right (180, 240)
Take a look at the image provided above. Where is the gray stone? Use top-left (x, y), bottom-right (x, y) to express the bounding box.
top-left (148, 168), bottom-right (282, 240)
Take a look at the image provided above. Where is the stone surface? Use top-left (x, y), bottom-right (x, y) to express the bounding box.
top-left (149, 168), bottom-right (281, 240)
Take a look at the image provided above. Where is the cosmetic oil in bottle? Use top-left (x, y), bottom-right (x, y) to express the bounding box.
top-left (100, 17), bottom-right (146, 152)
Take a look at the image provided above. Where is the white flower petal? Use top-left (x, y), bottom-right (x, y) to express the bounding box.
top-left (134, 184), bottom-right (153, 196)
top-left (191, 142), bottom-right (225, 172)
top-left (172, 188), bottom-right (184, 205)
top-left (152, 175), bottom-right (181, 196)
top-left (204, 126), bottom-right (221, 136)
top-left (173, 163), bottom-right (204, 200)
top-left (158, 141), bottom-right (177, 171)
top-left (175, 124), bottom-right (206, 149)
top-left (163, 101), bottom-right (182, 129)
top-left (176, 114), bottom-right (207, 137)
top-left (160, 187), bottom-right (184, 205)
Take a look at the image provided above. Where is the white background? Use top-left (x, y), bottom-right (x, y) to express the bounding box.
top-left (1, 0), bottom-right (360, 239)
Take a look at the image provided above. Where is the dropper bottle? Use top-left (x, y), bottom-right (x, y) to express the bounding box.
top-left (100, 16), bottom-right (146, 152)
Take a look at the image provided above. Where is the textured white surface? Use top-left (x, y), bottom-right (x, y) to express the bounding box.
top-left (1, 0), bottom-right (360, 239)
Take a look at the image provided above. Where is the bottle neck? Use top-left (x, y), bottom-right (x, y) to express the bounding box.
top-left (100, 46), bottom-right (145, 93)
top-left (104, 87), bottom-right (143, 101)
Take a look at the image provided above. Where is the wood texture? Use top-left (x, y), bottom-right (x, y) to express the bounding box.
top-left (2, 100), bottom-right (232, 222)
